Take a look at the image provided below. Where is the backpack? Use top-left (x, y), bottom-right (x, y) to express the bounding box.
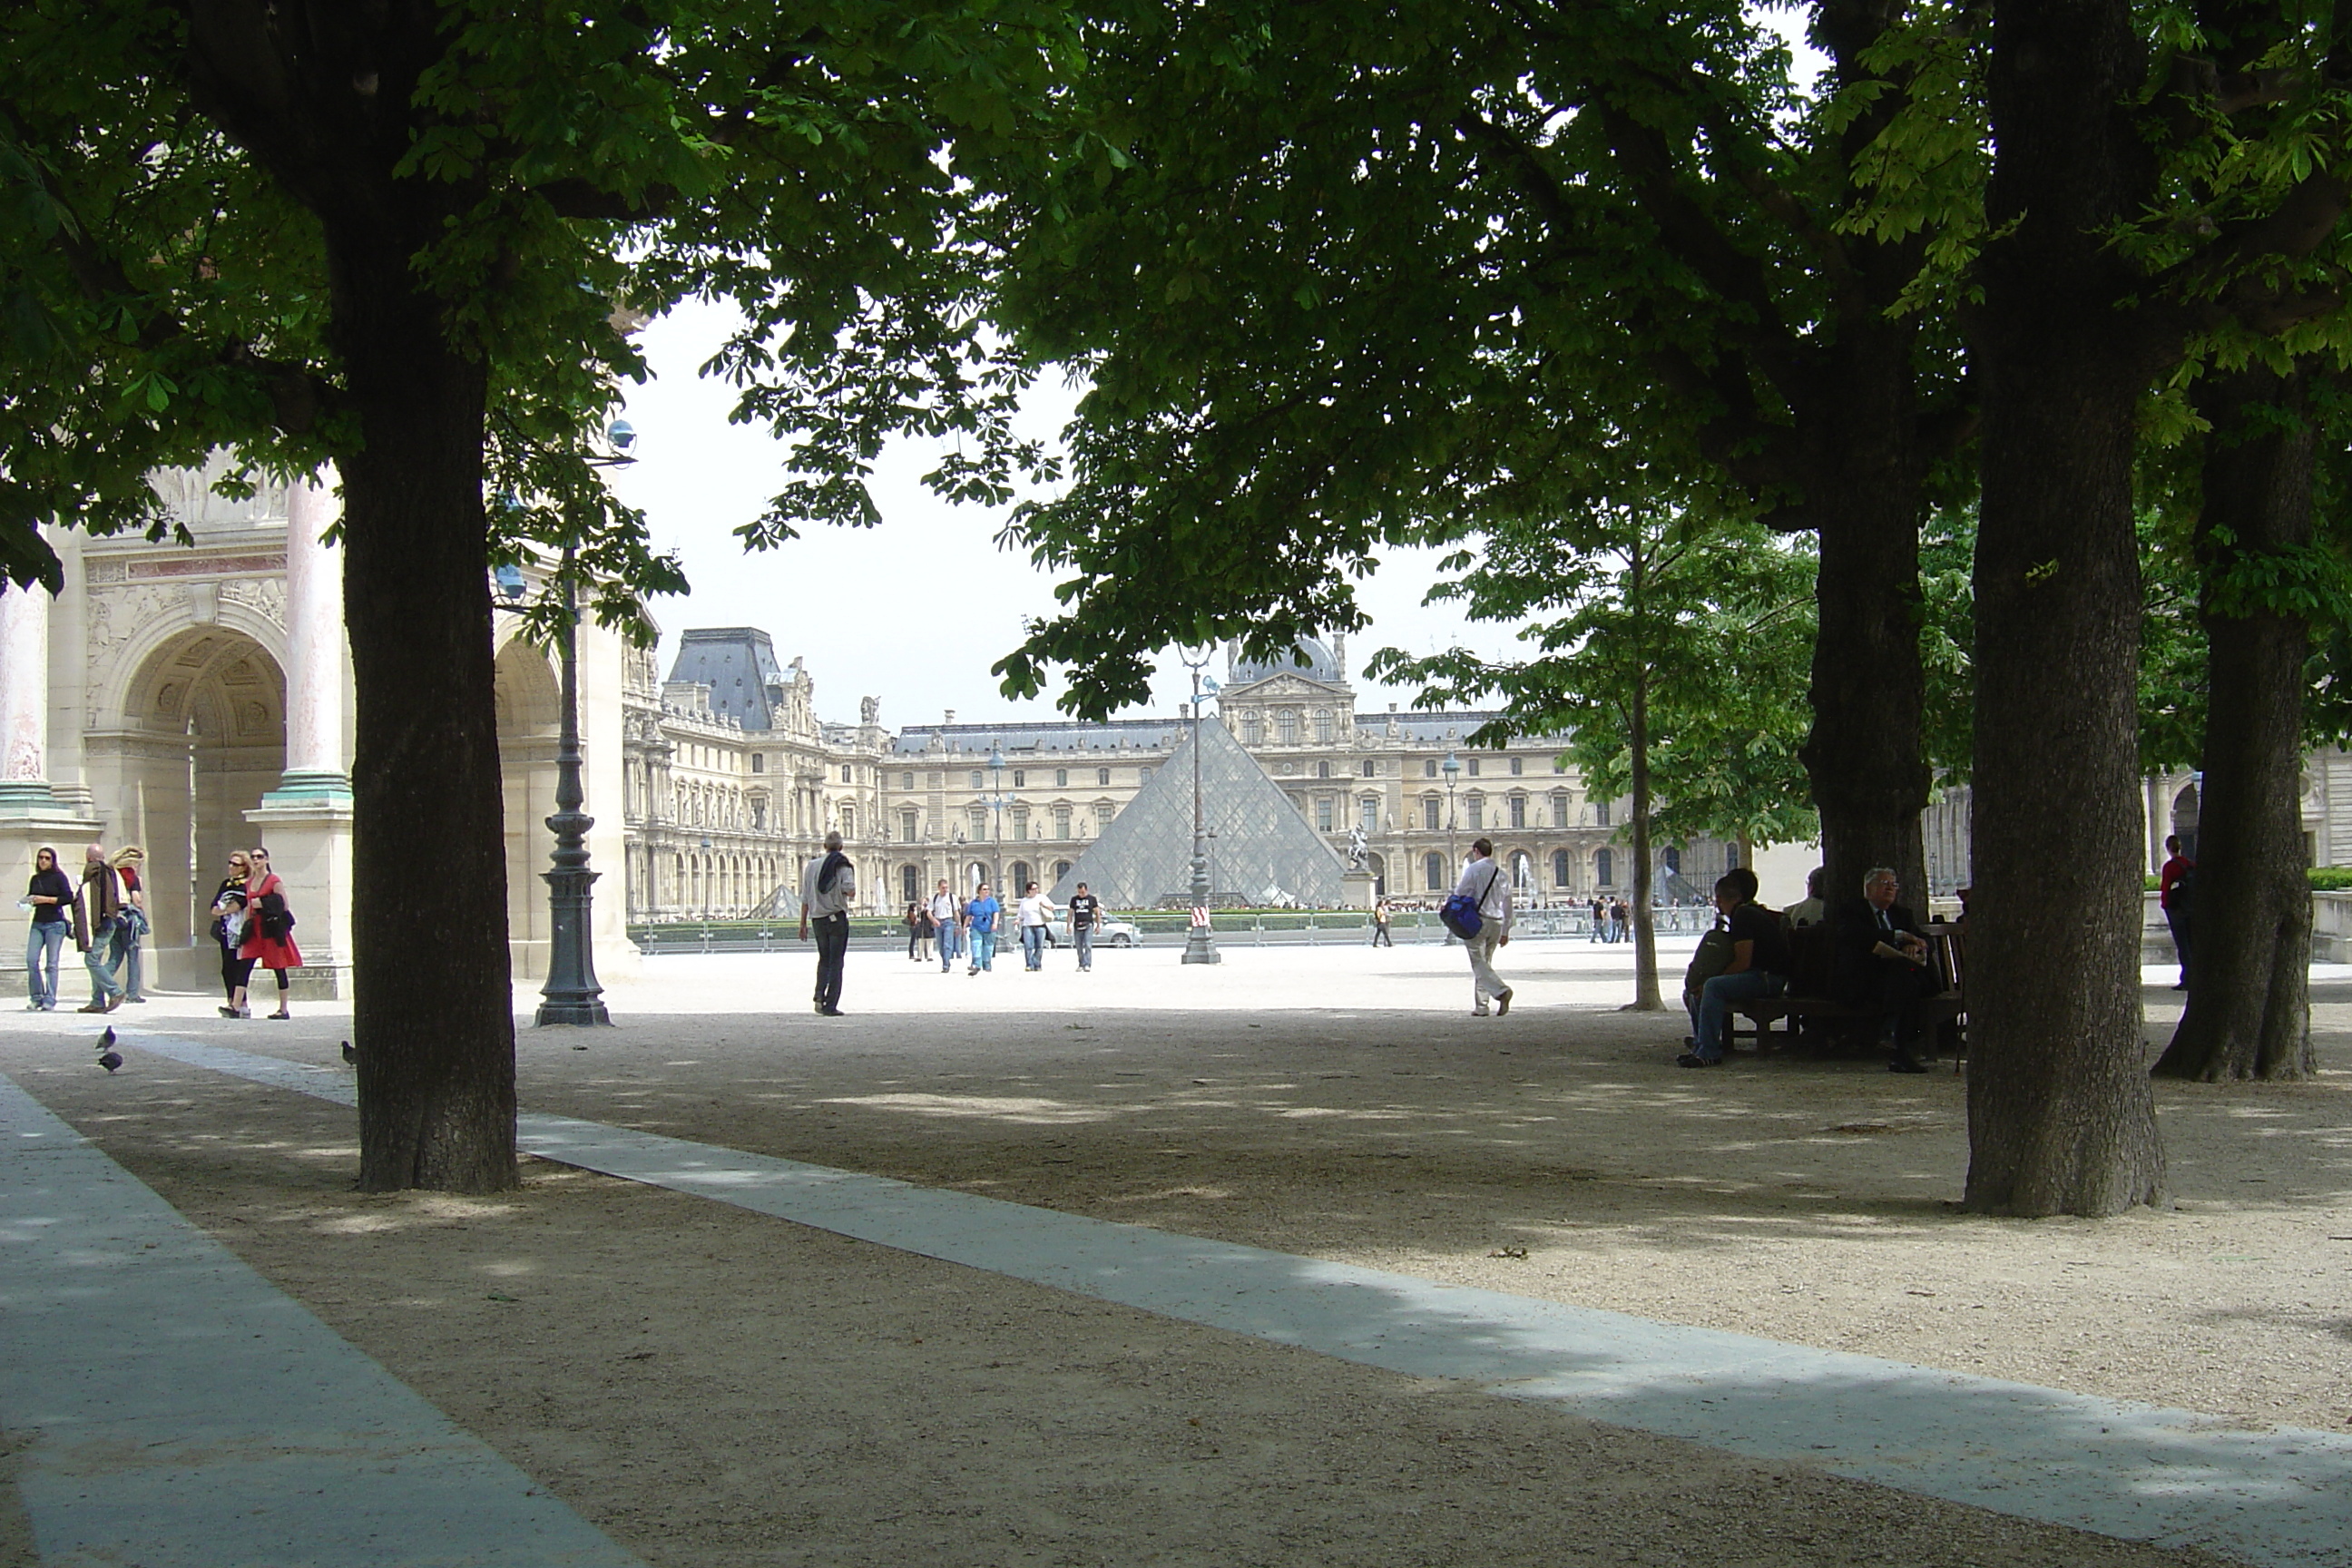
top-left (2168, 863), bottom-right (2194, 916)
top-left (1440, 862), bottom-right (1503, 940)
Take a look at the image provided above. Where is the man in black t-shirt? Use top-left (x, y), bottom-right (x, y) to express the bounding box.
top-left (1066, 883), bottom-right (1102, 972)
top-left (1679, 872), bottom-right (1791, 1069)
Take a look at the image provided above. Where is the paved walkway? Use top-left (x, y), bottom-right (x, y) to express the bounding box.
top-left (0, 1071), bottom-right (645, 1567)
top-left (75, 1030), bottom-right (2352, 1568)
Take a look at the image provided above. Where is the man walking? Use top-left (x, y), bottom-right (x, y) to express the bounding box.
top-left (1067, 882), bottom-right (1101, 971)
top-left (2159, 833), bottom-right (2195, 991)
top-left (1588, 895), bottom-right (1605, 943)
top-left (965, 882), bottom-right (1001, 974)
top-left (798, 830), bottom-right (854, 1016)
top-left (1454, 838), bottom-right (1514, 1017)
top-left (929, 877), bottom-right (963, 974)
top-left (73, 844), bottom-right (125, 1014)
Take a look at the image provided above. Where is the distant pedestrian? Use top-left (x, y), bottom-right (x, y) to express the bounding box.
top-left (1017, 881), bottom-right (1056, 971)
top-left (929, 878), bottom-right (963, 973)
top-left (2159, 834), bottom-right (2195, 992)
top-left (1371, 897), bottom-right (1393, 948)
top-left (1588, 895), bottom-right (1605, 943)
top-left (238, 847), bottom-right (303, 1019)
top-left (905, 900), bottom-right (931, 963)
top-left (1454, 838), bottom-right (1514, 1017)
top-left (1610, 897), bottom-right (1630, 944)
top-left (73, 844), bottom-right (125, 1014)
top-left (1066, 882), bottom-right (1101, 970)
top-left (799, 830), bottom-right (854, 1016)
top-left (211, 850), bottom-right (255, 1017)
top-left (110, 846), bottom-right (149, 1004)
top-left (965, 882), bottom-right (1001, 974)
top-left (22, 846), bottom-right (70, 1012)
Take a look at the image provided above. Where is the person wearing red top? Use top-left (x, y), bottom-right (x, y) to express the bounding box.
top-left (2158, 834), bottom-right (2195, 992)
top-left (109, 846), bottom-right (149, 1004)
top-left (236, 846), bottom-right (304, 1019)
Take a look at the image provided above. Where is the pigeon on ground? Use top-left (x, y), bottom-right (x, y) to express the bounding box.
top-left (98, 1051), bottom-right (122, 1073)
top-left (94, 1025), bottom-right (115, 1051)
top-left (340, 1040), bottom-right (358, 1065)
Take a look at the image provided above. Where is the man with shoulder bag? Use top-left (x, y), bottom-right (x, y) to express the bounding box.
top-left (1443, 838), bottom-right (1514, 1017)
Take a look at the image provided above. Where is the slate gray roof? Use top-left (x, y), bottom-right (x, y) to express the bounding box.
top-left (665, 629), bottom-right (788, 731)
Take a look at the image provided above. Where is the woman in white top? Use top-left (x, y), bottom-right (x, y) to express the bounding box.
top-left (1016, 882), bottom-right (1057, 972)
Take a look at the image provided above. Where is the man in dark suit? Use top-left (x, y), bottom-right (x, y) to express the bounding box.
top-left (1833, 867), bottom-right (1936, 1073)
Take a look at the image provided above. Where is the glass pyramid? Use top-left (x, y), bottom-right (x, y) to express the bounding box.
top-left (1050, 716), bottom-right (1348, 908)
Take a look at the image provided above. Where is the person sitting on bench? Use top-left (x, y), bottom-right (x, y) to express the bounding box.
top-left (1678, 868), bottom-right (1789, 1069)
top-left (1835, 867), bottom-right (1936, 1073)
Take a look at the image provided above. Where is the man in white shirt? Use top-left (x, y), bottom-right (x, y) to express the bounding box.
top-left (1455, 838), bottom-right (1514, 1016)
top-left (798, 831), bottom-right (855, 1015)
top-left (928, 878), bottom-right (962, 974)
top-left (1016, 881), bottom-right (1057, 972)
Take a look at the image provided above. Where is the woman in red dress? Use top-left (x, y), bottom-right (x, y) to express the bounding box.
top-left (237, 846), bottom-right (303, 1019)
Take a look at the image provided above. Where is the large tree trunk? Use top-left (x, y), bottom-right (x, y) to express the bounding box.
top-left (2155, 366), bottom-right (2316, 1082)
top-left (330, 236), bottom-right (519, 1194)
top-left (1965, 0), bottom-right (2165, 1216)
top-left (1801, 354), bottom-right (1933, 911)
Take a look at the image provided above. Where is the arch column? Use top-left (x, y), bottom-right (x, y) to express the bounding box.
top-left (247, 470), bottom-right (355, 998)
top-left (0, 554), bottom-right (101, 985)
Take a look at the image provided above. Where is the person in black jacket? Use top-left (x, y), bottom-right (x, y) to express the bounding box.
top-left (1834, 867), bottom-right (1936, 1073)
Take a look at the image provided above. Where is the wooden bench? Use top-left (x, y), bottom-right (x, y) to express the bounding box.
top-left (1726, 921), bottom-right (1967, 1062)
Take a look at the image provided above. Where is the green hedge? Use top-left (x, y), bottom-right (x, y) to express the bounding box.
top-left (2309, 867), bottom-right (2352, 891)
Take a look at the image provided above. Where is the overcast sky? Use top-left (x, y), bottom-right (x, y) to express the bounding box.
top-left (607, 15), bottom-right (1827, 734)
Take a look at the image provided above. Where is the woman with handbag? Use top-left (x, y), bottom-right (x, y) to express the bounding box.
top-left (236, 846), bottom-right (304, 1019)
top-left (211, 850), bottom-right (256, 1017)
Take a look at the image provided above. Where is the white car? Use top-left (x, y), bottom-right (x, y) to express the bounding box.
top-left (1045, 917), bottom-right (1140, 948)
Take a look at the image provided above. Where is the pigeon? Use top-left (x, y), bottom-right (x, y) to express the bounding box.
top-left (98, 1051), bottom-right (122, 1073)
top-left (93, 1025), bottom-right (116, 1051)
top-left (340, 1040), bottom-right (358, 1065)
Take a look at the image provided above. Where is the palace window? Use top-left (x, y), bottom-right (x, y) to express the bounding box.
top-left (1424, 852), bottom-right (1446, 892)
top-left (970, 771), bottom-right (984, 789)
top-left (1509, 795), bottom-right (1526, 828)
top-left (752, 802), bottom-right (766, 832)
top-left (1241, 715), bottom-right (1261, 744)
top-left (1276, 711), bottom-right (1298, 745)
top-left (1013, 769), bottom-right (1025, 788)
top-left (900, 810), bottom-right (917, 843)
top-left (1055, 769), bottom-right (1068, 787)
top-left (969, 806), bottom-right (987, 838)
top-left (1553, 849), bottom-right (1570, 887)
top-left (1360, 797), bottom-right (1379, 834)
top-left (1095, 803), bottom-right (1115, 831)
top-left (1595, 801), bottom-right (1611, 827)
top-left (1552, 792), bottom-right (1570, 828)
top-left (1314, 710), bottom-right (1333, 743)
top-left (1316, 798), bottom-right (1335, 831)
top-left (1467, 796), bottom-right (1485, 831)
top-left (1054, 807), bottom-right (1072, 839)
top-left (1467, 758), bottom-right (1482, 777)
top-left (1097, 768), bottom-right (1111, 786)
top-left (750, 754), bottom-right (764, 774)
top-left (842, 765), bottom-right (853, 783)
top-left (902, 770), bottom-right (914, 789)
top-left (1361, 760), bottom-right (1377, 778)
top-left (1510, 757), bottom-right (1523, 776)
top-left (1423, 797), bottom-right (1441, 831)
top-left (840, 807), bottom-right (856, 838)
top-left (1596, 848), bottom-right (1614, 886)
top-left (1424, 759), bottom-right (1437, 779)
top-left (1317, 760), bottom-right (1331, 779)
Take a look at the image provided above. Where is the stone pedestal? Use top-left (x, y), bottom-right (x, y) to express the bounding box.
top-left (1341, 869), bottom-right (1377, 909)
top-left (243, 795), bottom-right (354, 1000)
top-left (0, 815), bottom-right (104, 987)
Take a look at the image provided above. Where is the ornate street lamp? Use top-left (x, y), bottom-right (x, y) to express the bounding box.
top-left (1441, 749), bottom-right (1462, 897)
top-left (1180, 647), bottom-right (1220, 965)
top-left (986, 741), bottom-right (1007, 891)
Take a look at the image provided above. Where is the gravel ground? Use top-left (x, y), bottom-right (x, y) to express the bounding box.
top-left (2, 937), bottom-right (2339, 1566)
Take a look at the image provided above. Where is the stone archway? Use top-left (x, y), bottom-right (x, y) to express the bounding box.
top-left (495, 636), bottom-right (562, 978)
top-left (106, 628), bottom-right (287, 954)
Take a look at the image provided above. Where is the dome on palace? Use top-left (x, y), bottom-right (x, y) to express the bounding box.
top-left (1228, 636), bottom-right (1348, 688)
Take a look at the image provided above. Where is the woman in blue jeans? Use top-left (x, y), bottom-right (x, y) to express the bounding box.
top-left (1679, 869), bottom-right (1789, 1068)
top-left (23, 847), bottom-right (70, 1010)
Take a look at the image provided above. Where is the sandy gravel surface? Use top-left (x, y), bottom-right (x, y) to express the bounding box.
top-left (3, 937), bottom-right (2340, 1564)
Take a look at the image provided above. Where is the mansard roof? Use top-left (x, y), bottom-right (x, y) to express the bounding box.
top-left (666, 628), bottom-right (789, 731)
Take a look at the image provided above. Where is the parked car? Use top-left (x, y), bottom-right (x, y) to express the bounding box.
top-left (1044, 917), bottom-right (1141, 948)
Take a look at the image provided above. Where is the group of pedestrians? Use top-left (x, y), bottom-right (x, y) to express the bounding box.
top-left (1586, 895), bottom-right (1632, 943)
top-left (20, 840), bottom-right (301, 1015)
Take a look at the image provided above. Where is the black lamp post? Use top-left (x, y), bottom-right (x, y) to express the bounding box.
top-left (1180, 647), bottom-right (1220, 965)
top-left (1441, 748), bottom-right (1462, 898)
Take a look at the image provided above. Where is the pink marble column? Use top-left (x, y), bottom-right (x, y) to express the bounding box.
top-left (0, 564), bottom-right (49, 798)
top-left (274, 473), bottom-right (348, 794)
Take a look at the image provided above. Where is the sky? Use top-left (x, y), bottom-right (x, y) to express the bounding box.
top-left (606, 13), bottom-right (1829, 735)
top-left (607, 302), bottom-right (1506, 731)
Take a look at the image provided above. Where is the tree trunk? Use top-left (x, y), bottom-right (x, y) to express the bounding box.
top-left (331, 237), bottom-right (519, 1193)
top-left (1627, 645), bottom-right (1662, 1010)
top-left (1964, 0), bottom-right (2165, 1216)
top-left (2155, 366), bottom-right (2316, 1081)
top-left (1799, 338), bottom-right (1933, 913)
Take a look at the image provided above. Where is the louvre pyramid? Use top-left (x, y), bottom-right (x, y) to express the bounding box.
top-left (1050, 716), bottom-right (1348, 908)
